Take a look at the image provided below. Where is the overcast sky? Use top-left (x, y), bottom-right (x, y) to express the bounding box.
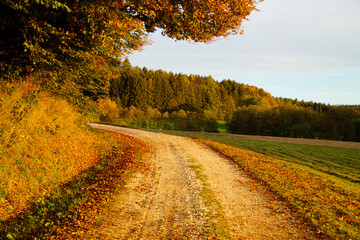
top-left (129, 0), bottom-right (360, 105)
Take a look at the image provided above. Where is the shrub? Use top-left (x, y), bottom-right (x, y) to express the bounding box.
top-left (96, 98), bottom-right (120, 122)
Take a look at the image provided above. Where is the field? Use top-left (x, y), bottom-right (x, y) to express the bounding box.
top-left (156, 130), bottom-right (360, 239)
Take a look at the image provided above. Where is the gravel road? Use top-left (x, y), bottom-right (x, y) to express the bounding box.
top-left (88, 123), bottom-right (316, 239)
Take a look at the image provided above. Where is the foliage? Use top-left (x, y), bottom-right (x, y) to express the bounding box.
top-left (0, 0), bottom-right (147, 70)
top-left (0, 130), bottom-right (149, 239)
top-left (0, 82), bottom-right (108, 221)
top-left (108, 66), bottom-right (360, 142)
top-left (109, 66), bottom-right (277, 121)
top-left (128, 0), bottom-right (261, 42)
top-left (1, 0), bottom-right (261, 77)
top-left (96, 98), bottom-right (120, 122)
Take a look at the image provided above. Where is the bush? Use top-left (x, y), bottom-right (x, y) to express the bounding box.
top-left (96, 98), bottom-right (120, 122)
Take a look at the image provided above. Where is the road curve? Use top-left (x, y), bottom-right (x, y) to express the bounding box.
top-left (88, 123), bottom-right (316, 239)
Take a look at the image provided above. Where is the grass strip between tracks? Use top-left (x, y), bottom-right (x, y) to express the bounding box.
top-left (187, 157), bottom-right (232, 239)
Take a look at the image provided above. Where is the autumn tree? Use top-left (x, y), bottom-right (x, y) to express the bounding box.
top-left (1, 1), bottom-right (147, 71)
top-left (1, 0), bottom-right (262, 73)
top-left (96, 98), bottom-right (120, 122)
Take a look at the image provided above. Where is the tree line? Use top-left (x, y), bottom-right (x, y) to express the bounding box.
top-left (108, 64), bottom-right (278, 121)
top-left (105, 65), bottom-right (360, 141)
top-left (228, 105), bottom-right (360, 141)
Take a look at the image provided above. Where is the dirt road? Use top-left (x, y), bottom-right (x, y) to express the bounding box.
top-left (89, 123), bottom-right (315, 239)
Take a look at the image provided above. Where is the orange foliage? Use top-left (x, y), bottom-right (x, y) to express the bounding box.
top-left (96, 98), bottom-right (120, 122)
top-left (130, 0), bottom-right (262, 42)
top-left (2, 0), bottom-right (262, 73)
top-left (0, 83), bottom-right (108, 221)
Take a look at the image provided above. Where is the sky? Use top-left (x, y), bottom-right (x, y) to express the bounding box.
top-left (128, 0), bottom-right (360, 105)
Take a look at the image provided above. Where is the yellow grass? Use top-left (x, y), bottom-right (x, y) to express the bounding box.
top-left (0, 82), bottom-right (108, 221)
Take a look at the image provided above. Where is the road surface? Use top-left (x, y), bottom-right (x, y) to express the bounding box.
top-left (88, 123), bottom-right (315, 239)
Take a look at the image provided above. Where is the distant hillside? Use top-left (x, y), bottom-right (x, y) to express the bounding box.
top-left (106, 65), bottom-right (360, 142)
top-left (109, 65), bottom-right (278, 121)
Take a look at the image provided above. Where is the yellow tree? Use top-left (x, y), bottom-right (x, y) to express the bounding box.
top-left (1, 0), bottom-right (262, 69)
top-left (128, 0), bottom-right (262, 42)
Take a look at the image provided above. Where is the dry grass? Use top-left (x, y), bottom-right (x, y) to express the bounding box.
top-left (0, 82), bottom-right (108, 221)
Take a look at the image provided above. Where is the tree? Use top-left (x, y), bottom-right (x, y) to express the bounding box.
top-left (1, 0), bottom-right (147, 70)
top-left (177, 109), bottom-right (187, 119)
top-left (96, 98), bottom-right (120, 122)
top-left (130, 0), bottom-right (261, 42)
top-left (1, 0), bottom-right (262, 74)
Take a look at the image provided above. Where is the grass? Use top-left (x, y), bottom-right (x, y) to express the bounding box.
top-left (220, 138), bottom-right (360, 188)
top-left (0, 130), bottom-right (149, 239)
top-left (0, 82), bottom-right (107, 221)
top-left (99, 118), bottom-right (221, 133)
top-left (0, 82), bottom-right (150, 239)
top-left (158, 130), bottom-right (360, 239)
top-left (187, 157), bottom-right (232, 239)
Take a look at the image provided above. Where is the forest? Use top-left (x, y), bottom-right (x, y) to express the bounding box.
top-left (100, 64), bottom-right (360, 142)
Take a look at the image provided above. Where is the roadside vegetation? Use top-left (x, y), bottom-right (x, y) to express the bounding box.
top-left (0, 82), bottom-right (149, 239)
top-left (1, 126), bottom-right (149, 239)
top-left (164, 131), bottom-right (360, 239)
top-left (0, 81), bottom-right (104, 221)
